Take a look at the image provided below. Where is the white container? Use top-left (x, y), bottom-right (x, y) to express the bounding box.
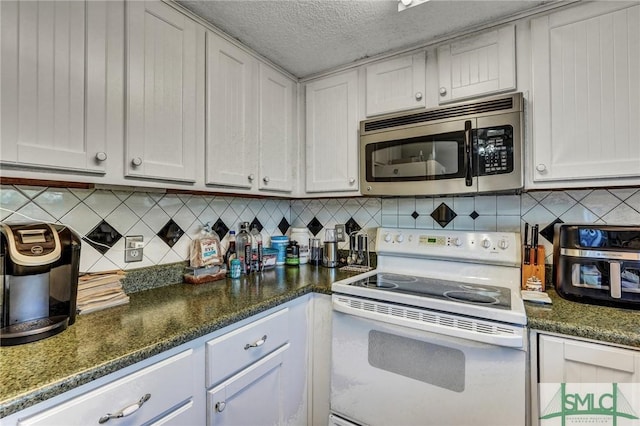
top-left (290, 227), bottom-right (310, 264)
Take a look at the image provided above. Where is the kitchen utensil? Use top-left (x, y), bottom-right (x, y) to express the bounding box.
top-left (323, 241), bottom-right (338, 268)
top-left (310, 238), bottom-right (323, 266)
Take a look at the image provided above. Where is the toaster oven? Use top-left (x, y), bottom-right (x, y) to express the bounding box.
top-left (554, 224), bottom-right (640, 309)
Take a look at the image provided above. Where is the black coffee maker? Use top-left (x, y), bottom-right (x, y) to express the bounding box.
top-left (1, 222), bottom-right (81, 346)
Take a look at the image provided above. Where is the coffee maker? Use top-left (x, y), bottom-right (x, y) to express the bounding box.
top-left (1, 222), bottom-right (81, 346)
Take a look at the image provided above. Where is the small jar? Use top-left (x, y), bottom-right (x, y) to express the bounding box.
top-left (229, 259), bottom-right (242, 279)
top-left (285, 241), bottom-right (300, 266)
top-left (525, 276), bottom-right (543, 292)
top-left (270, 235), bottom-right (289, 265)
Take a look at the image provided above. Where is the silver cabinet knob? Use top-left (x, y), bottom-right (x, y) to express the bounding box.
top-left (415, 92), bottom-right (423, 101)
top-left (439, 87), bottom-right (447, 96)
top-left (536, 164), bottom-right (547, 172)
top-left (248, 174), bottom-right (255, 181)
top-left (131, 157), bottom-right (142, 167)
top-left (349, 178), bottom-right (356, 185)
top-left (95, 152), bottom-right (107, 162)
top-left (215, 401), bottom-right (226, 413)
top-left (263, 176), bottom-right (270, 183)
top-left (99, 394), bottom-right (151, 424)
top-left (244, 335), bottom-right (267, 350)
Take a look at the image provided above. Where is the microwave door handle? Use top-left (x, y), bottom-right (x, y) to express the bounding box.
top-left (610, 261), bottom-right (622, 299)
top-left (464, 120), bottom-right (473, 186)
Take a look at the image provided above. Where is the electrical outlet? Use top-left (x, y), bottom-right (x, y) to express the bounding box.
top-left (124, 236), bottom-right (144, 262)
top-left (335, 224), bottom-right (346, 242)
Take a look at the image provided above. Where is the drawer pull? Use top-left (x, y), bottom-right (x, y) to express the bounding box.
top-left (244, 335), bottom-right (267, 350)
top-left (215, 401), bottom-right (226, 413)
top-left (98, 393), bottom-right (151, 424)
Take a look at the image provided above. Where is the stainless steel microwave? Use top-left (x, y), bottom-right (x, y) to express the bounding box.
top-left (360, 92), bottom-right (524, 196)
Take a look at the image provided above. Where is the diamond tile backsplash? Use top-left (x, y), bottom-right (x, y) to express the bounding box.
top-left (2, 185), bottom-right (640, 272)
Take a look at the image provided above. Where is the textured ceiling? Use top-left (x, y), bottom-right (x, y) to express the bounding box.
top-left (177, 0), bottom-right (552, 78)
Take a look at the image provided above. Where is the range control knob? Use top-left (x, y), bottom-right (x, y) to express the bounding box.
top-left (452, 237), bottom-right (463, 247)
top-left (384, 233), bottom-right (392, 243)
top-left (482, 239), bottom-right (492, 249)
top-left (395, 234), bottom-right (404, 243)
top-left (498, 239), bottom-right (509, 250)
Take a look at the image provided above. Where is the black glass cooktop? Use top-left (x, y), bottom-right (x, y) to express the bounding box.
top-left (350, 273), bottom-right (512, 310)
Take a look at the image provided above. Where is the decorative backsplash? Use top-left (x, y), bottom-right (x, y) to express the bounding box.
top-left (2, 184), bottom-right (640, 273)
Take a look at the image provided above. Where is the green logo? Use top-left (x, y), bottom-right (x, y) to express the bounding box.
top-left (541, 383), bottom-right (639, 425)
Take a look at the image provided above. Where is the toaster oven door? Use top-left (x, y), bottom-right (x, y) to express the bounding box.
top-left (556, 254), bottom-right (640, 307)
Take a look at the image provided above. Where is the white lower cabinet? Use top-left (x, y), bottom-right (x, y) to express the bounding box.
top-left (16, 350), bottom-right (196, 426)
top-left (532, 332), bottom-right (640, 425)
top-left (3, 296), bottom-right (311, 426)
top-left (207, 344), bottom-right (289, 426)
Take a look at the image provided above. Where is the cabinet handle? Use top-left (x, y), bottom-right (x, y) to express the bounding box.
top-left (98, 393), bottom-right (151, 424)
top-left (415, 92), bottom-right (423, 101)
top-left (215, 401), bottom-right (226, 413)
top-left (349, 178), bottom-right (356, 185)
top-left (263, 176), bottom-right (270, 183)
top-left (248, 174), bottom-right (255, 181)
top-left (95, 152), bottom-right (108, 162)
top-left (536, 164), bottom-right (547, 173)
top-left (131, 157), bottom-right (143, 167)
top-left (439, 87), bottom-right (447, 96)
top-left (244, 335), bottom-right (267, 350)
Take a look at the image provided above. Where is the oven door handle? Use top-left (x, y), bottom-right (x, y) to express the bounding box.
top-left (332, 296), bottom-right (524, 349)
top-left (464, 120), bottom-right (473, 187)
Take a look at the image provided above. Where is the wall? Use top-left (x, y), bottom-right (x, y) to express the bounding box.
top-left (2, 185), bottom-right (640, 273)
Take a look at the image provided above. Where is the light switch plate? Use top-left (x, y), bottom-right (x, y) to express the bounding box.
top-left (335, 224), bottom-right (346, 242)
top-left (124, 236), bottom-right (144, 262)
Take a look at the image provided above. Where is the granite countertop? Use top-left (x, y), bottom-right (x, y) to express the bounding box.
top-left (525, 287), bottom-right (640, 348)
top-left (0, 265), bottom-right (360, 419)
top-left (5, 265), bottom-right (640, 419)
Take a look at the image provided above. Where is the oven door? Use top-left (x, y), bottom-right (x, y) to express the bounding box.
top-left (330, 308), bottom-right (526, 426)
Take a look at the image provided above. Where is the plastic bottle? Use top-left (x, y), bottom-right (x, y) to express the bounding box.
top-left (224, 230), bottom-right (237, 274)
top-left (271, 236), bottom-right (289, 266)
top-left (236, 222), bottom-right (253, 275)
top-left (286, 241), bottom-right (300, 266)
top-left (250, 224), bottom-right (263, 272)
top-left (290, 227), bottom-right (310, 264)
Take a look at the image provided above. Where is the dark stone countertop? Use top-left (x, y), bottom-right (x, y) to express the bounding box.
top-left (0, 265), bottom-right (359, 419)
top-left (525, 288), bottom-right (640, 348)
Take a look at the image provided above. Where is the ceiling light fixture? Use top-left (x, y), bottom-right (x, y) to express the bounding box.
top-left (398, 0), bottom-right (430, 12)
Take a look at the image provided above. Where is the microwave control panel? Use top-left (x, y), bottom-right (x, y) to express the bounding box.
top-left (476, 125), bottom-right (514, 175)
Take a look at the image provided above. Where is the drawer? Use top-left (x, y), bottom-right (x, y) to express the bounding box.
top-left (19, 350), bottom-right (194, 426)
top-left (206, 308), bottom-right (289, 387)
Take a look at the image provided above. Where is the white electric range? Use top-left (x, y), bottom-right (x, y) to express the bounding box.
top-left (330, 227), bottom-right (528, 426)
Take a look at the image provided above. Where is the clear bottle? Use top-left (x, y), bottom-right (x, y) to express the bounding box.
top-left (236, 222), bottom-right (253, 275)
top-left (224, 230), bottom-right (237, 274)
top-left (250, 224), bottom-right (263, 272)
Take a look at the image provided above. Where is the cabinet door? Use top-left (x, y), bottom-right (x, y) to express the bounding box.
top-left (365, 51), bottom-right (426, 117)
top-left (0, 1), bottom-right (109, 173)
top-left (126, 0), bottom-right (201, 183)
top-left (305, 71), bottom-right (359, 193)
top-left (206, 33), bottom-right (258, 189)
top-left (18, 350), bottom-right (194, 426)
top-left (531, 3), bottom-right (640, 182)
top-left (437, 24), bottom-right (515, 103)
top-left (258, 64), bottom-right (294, 193)
top-left (539, 335), bottom-right (640, 383)
top-left (207, 344), bottom-right (288, 426)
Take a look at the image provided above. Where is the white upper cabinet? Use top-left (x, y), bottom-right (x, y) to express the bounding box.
top-left (258, 64), bottom-right (295, 193)
top-left (126, 0), bottom-right (203, 183)
top-left (206, 33), bottom-right (258, 190)
top-left (437, 24), bottom-right (516, 104)
top-left (531, 2), bottom-right (640, 183)
top-left (305, 70), bottom-right (359, 194)
top-left (364, 51), bottom-right (426, 117)
top-left (1, 1), bottom-right (115, 173)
